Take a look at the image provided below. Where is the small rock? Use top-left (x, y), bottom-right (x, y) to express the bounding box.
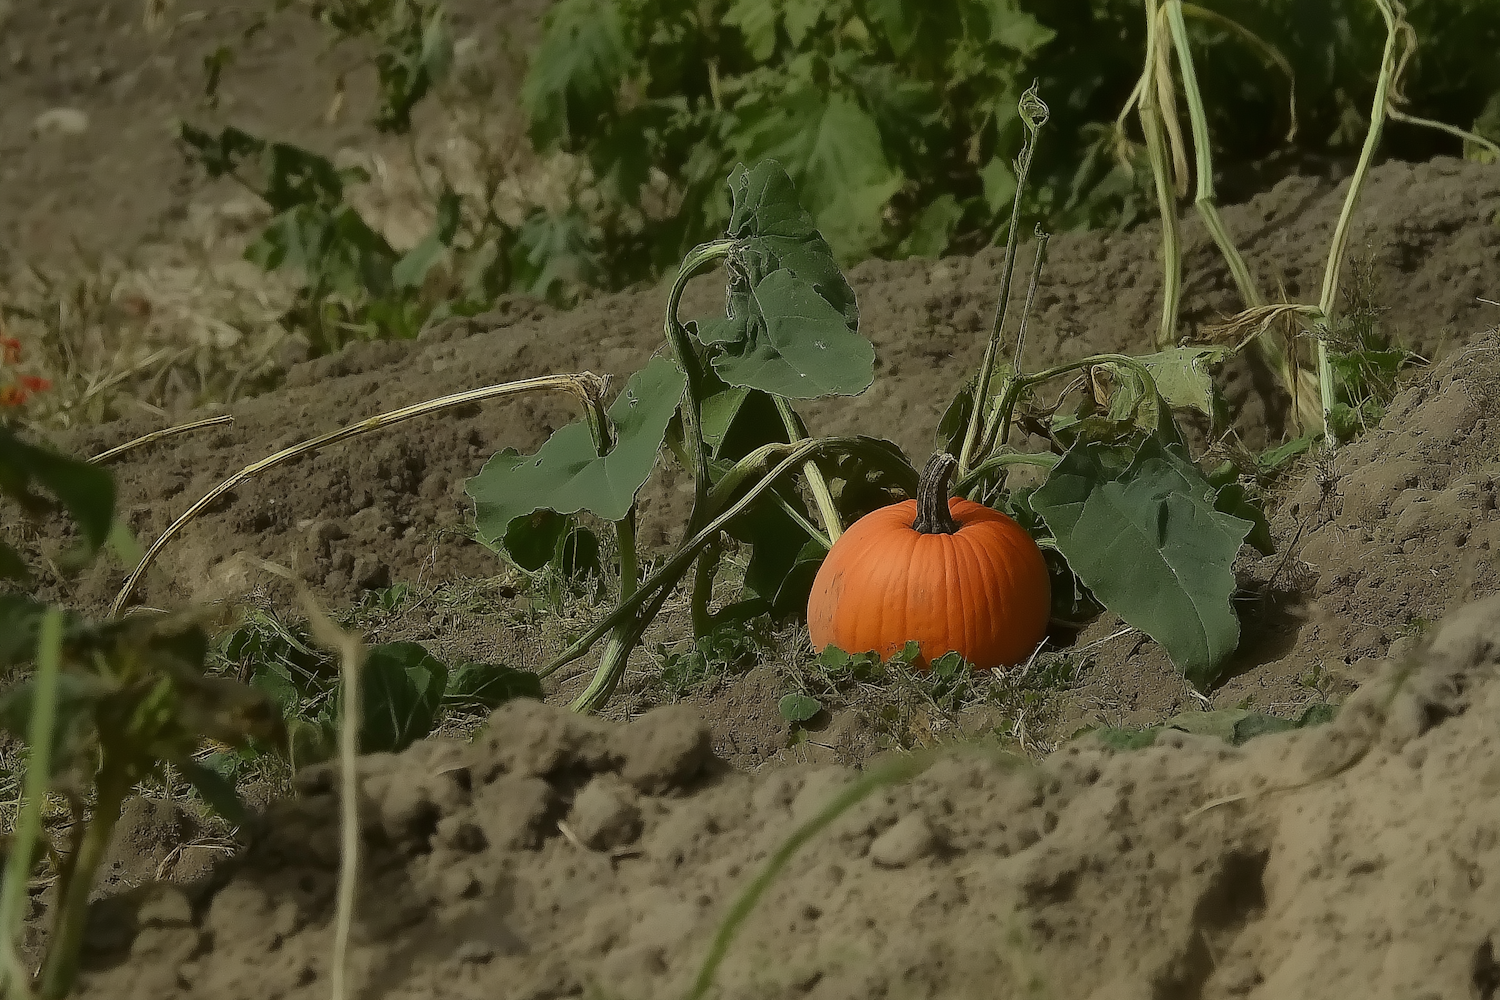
top-left (869, 812), bottom-right (938, 869)
top-left (455, 940), bottom-right (495, 964)
top-left (611, 705), bottom-right (713, 794)
top-left (32, 107), bottom-right (88, 136)
top-left (352, 555), bottom-right (390, 590)
top-left (567, 776), bottom-right (642, 850)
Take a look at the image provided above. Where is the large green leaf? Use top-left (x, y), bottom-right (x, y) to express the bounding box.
top-left (467, 356), bottom-right (686, 549)
top-left (1032, 437), bottom-right (1254, 690)
top-left (709, 269), bottom-right (875, 398)
top-left (522, 0), bottom-right (631, 149)
top-left (354, 642), bottom-right (448, 754)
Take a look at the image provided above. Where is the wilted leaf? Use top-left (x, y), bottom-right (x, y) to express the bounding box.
top-left (1032, 437), bottom-right (1254, 689)
top-left (468, 356), bottom-right (686, 548)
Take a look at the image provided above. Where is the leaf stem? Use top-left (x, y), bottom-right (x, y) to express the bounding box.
top-left (661, 239), bottom-right (737, 527)
top-left (958, 84), bottom-right (1048, 479)
top-left (1140, 0), bottom-right (1183, 350)
top-left (110, 372), bottom-right (609, 616)
top-left (0, 609), bottom-right (63, 1000)
top-left (772, 397), bottom-right (843, 543)
top-left (38, 762), bottom-right (129, 999)
top-left (540, 436), bottom-right (915, 683)
top-left (1315, 0), bottom-right (1403, 442)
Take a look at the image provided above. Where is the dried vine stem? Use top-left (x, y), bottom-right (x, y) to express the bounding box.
top-left (110, 373), bottom-right (607, 617)
top-left (88, 414), bottom-right (235, 465)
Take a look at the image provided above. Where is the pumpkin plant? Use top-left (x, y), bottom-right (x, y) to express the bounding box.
top-left (467, 84), bottom-right (1276, 709)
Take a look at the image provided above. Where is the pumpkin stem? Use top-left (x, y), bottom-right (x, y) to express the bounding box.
top-left (913, 454), bottom-right (962, 535)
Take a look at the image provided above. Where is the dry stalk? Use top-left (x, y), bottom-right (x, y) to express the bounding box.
top-left (110, 372), bottom-right (608, 616)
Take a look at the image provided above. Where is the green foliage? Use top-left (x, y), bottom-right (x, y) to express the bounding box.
top-left (778, 692), bottom-right (822, 723)
top-left (655, 614), bottom-right (778, 697)
top-left (467, 356), bottom-right (687, 558)
top-left (520, 0), bottom-right (1500, 292)
top-left (1084, 701), bottom-right (1338, 751)
top-left (1031, 436), bottom-right (1258, 690)
top-left (216, 609), bottom-right (544, 767)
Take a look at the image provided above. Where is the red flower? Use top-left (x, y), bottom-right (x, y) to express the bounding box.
top-left (19, 375), bottom-right (50, 394)
top-left (1, 337), bottom-right (19, 366)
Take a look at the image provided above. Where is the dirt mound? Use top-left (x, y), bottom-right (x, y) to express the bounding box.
top-left (56, 591), bottom-right (1500, 1000)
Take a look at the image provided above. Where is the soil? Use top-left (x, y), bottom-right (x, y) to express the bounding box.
top-left (4, 0), bottom-right (1500, 995)
top-left (46, 592), bottom-right (1500, 1000)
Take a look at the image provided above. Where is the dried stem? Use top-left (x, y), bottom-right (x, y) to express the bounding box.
top-left (109, 373), bottom-right (607, 616)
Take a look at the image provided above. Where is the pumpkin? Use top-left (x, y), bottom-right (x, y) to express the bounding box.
top-left (807, 452), bottom-right (1050, 670)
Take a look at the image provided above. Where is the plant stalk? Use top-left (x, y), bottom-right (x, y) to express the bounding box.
top-left (542, 436), bottom-right (916, 683)
top-left (1140, 0), bottom-right (1183, 350)
top-left (1314, 0), bottom-right (1403, 441)
top-left (37, 763), bottom-right (130, 999)
top-left (980, 229), bottom-right (1050, 462)
top-left (579, 389), bottom-right (638, 602)
top-left (111, 372), bottom-right (609, 616)
top-left (958, 84), bottom-right (1048, 479)
top-left (772, 397), bottom-right (843, 543)
top-left (0, 609), bottom-right (63, 1000)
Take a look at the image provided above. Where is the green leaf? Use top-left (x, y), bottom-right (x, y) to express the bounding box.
top-left (555, 523), bottom-right (603, 577)
top-left (510, 208), bottom-right (598, 301)
top-left (730, 92), bottom-right (902, 260)
top-left (355, 642), bottom-right (448, 754)
top-left (710, 269), bottom-right (875, 399)
top-left (1032, 437), bottom-right (1254, 689)
top-left (444, 662), bottom-right (544, 710)
top-left (980, 156), bottom-right (1018, 215)
top-left (1257, 433), bottom-right (1319, 473)
top-left (1213, 482), bottom-right (1275, 557)
top-left (467, 356), bottom-right (686, 548)
top-left (778, 693), bottom-right (822, 724)
top-left (0, 427), bottom-right (116, 569)
top-left (522, 0), bottom-right (631, 150)
top-left (502, 510), bottom-right (573, 572)
top-left (897, 194), bottom-right (964, 259)
top-left (726, 0), bottom-right (779, 61)
top-left (977, 0), bottom-right (1055, 54)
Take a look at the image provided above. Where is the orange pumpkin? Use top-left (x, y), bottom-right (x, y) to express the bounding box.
top-left (807, 453), bottom-right (1050, 670)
